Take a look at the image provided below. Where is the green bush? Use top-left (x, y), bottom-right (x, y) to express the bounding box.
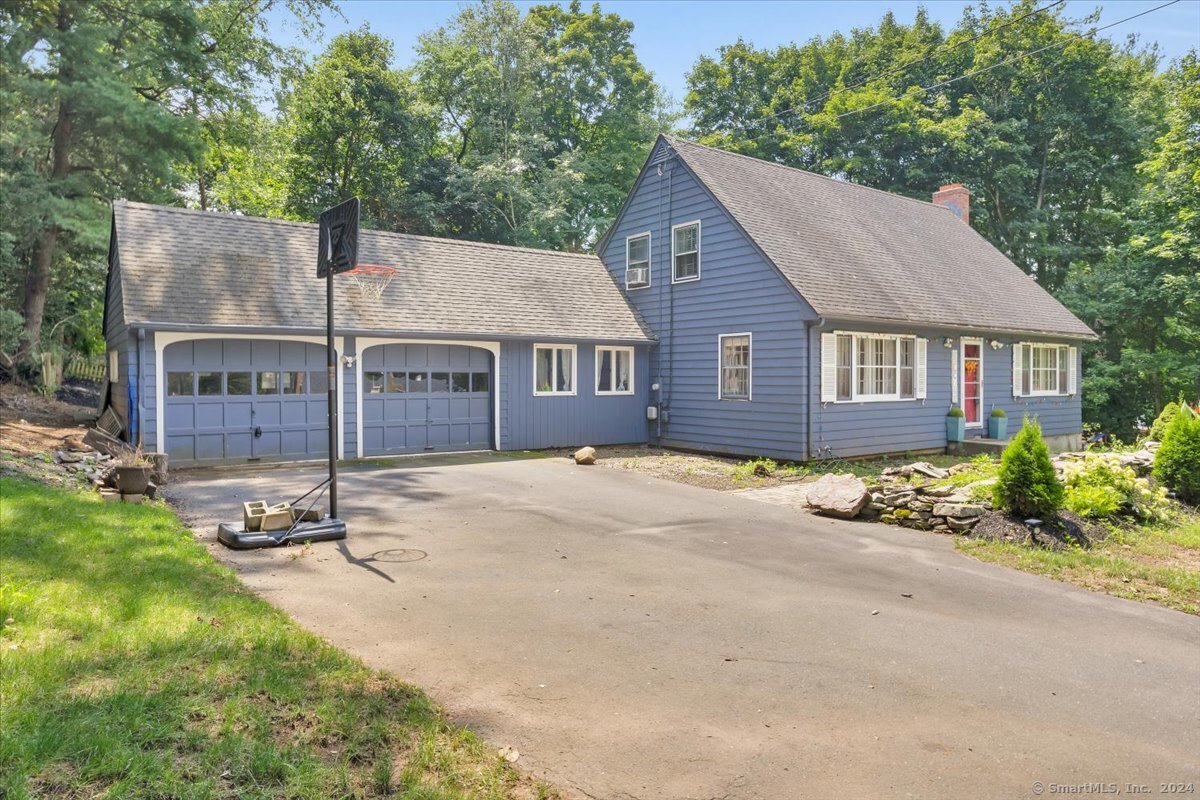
top-left (947, 406), bottom-right (965, 418)
top-left (992, 417), bottom-right (1063, 517)
top-left (1061, 453), bottom-right (1171, 521)
top-left (1153, 408), bottom-right (1200, 505)
top-left (732, 457), bottom-right (777, 481)
top-left (1148, 402), bottom-right (1180, 442)
top-left (990, 407), bottom-right (1007, 418)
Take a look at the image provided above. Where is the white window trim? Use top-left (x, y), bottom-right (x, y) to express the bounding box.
top-left (1020, 342), bottom-right (1071, 397)
top-left (961, 337), bottom-right (984, 428)
top-left (717, 332), bottom-right (752, 401)
top-left (831, 331), bottom-right (921, 403)
top-left (625, 231), bottom-right (651, 290)
top-left (533, 343), bottom-right (577, 397)
top-left (108, 349), bottom-right (120, 383)
top-left (671, 219), bottom-right (701, 284)
top-left (594, 346), bottom-right (635, 396)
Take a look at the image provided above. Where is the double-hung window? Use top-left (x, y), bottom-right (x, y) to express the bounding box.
top-left (826, 332), bottom-right (924, 402)
top-left (595, 346), bottom-right (634, 395)
top-left (1016, 343), bottom-right (1075, 396)
top-left (719, 333), bottom-right (751, 400)
top-left (626, 233), bottom-right (650, 289)
top-left (534, 344), bottom-right (576, 396)
top-left (672, 221), bottom-right (700, 282)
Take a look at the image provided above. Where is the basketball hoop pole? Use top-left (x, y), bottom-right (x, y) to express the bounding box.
top-left (326, 267), bottom-right (337, 519)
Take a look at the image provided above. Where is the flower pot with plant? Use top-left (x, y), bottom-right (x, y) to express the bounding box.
top-left (114, 446), bottom-right (153, 495)
top-left (946, 407), bottom-right (966, 442)
top-left (988, 407), bottom-right (1008, 440)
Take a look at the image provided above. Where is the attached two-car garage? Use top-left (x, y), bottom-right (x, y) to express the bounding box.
top-left (162, 338), bottom-right (494, 467)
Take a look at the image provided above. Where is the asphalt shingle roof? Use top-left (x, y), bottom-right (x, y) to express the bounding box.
top-left (112, 201), bottom-right (652, 342)
top-left (663, 136), bottom-right (1095, 339)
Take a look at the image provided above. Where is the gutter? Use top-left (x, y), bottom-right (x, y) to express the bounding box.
top-left (129, 322), bottom-right (655, 346)
top-left (804, 318), bottom-right (819, 460)
top-left (817, 314), bottom-right (1097, 342)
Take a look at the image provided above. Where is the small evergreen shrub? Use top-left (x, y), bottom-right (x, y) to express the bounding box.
top-left (990, 407), bottom-right (1007, 418)
top-left (1148, 402), bottom-right (1180, 442)
top-left (1061, 453), bottom-right (1171, 521)
top-left (947, 407), bottom-right (965, 418)
top-left (992, 417), bottom-right (1063, 517)
top-left (1153, 408), bottom-right (1200, 505)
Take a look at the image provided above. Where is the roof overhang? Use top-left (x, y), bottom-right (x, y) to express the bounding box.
top-left (817, 314), bottom-right (1098, 341)
top-left (130, 321), bottom-right (657, 346)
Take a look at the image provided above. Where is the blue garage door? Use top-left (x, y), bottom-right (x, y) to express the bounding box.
top-left (164, 339), bottom-right (330, 466)
top-left (361, 344), bottom-right (492, 456)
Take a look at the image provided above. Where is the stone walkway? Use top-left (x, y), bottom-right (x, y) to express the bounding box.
top-left (729, 482), bottom-right (815, 511)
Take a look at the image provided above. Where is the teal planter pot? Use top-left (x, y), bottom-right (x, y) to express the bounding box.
top-left (946, 416), bottom-right (966, 442)
top-left (988, 416), bottom-right (1008, 440)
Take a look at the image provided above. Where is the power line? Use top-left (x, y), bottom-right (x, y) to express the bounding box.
top-left (831, 0), bottom-right (1180, 123)
top-left (738, 0), bottom-right (1066, 132)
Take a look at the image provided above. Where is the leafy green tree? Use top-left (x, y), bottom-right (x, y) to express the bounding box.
top-left (1065, 52), bottom-right (1200, 437)
top-left (0, 0), bottom-right (205, 359)
top-left (993, 417), bottom-right (1064, 518)
top-left (281, 28), bottom-right (437, 229)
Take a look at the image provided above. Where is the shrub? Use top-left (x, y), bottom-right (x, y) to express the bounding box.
top-left (1153, 409), bottom-right (1200, 505)
top-left (732, 457), bottom-right (777, 481)
top-left (990, 407), bottom-right (1007, 418)
top-left (947, 407), bottom-right (965, 418)
top-left (1061, 453), bottom-right (1171, 521)
top-left (1148, 402), bottom-right (1180, 442)
top-left (992, 417), bottom-right (1063, 517)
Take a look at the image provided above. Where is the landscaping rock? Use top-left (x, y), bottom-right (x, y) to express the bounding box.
top-left (805, 473), bottom-right (871, 519)
top-left (573, 446), bottom-right (597, 465)
top-left (884, 491), bottom-right (915, 508)
top-left (909, 462), bottom-right (949, 480)
top-left (947, 517), bottom-right (976, 532)
top-left (934, 503), bottom-right (985, 519)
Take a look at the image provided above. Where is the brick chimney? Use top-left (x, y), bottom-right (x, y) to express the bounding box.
top-left (932, 183), bottom-right (970, 224)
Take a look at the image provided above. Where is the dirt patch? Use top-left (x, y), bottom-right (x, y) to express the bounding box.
top-left (1, 383), bottom-right (95, 458)
top-left (969, 510), bottom-right (1106, 550)
top-left (550, 445), bottom-right (809, 491)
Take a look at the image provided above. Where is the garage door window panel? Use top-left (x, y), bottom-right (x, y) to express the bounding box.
top-left (430, 372), bottom-right (450, 393)
top-left (167, 372), bottom-right (195, 396)
top-left (452, 372), bottom-right (470, 393)
top-left (257, 371), bottom-right (280, 395)
top-left (386, 371), bottom-right (408, 393)
top-left (227, 372), bottom-right (251, 395)
top-left (471, 372), bottom-right (489, 393)
top-left (308, 370), bottom-right (329, 394)
top-left (282, 371), bottom-right (306, 394)
top-left (364, 371), bottom-right (385, 394)
top-left (197, 372), bottom-right (222, 395)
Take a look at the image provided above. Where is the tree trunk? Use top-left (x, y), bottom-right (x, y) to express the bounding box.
top-left (18, 1), bottom-right (73, 360)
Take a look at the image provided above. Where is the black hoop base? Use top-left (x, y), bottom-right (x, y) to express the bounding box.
top-left (217, 518), bottom-right (347, 550)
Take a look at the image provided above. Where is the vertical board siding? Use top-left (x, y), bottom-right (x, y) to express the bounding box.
top-left (343, 336), bottom-right (357, 457)
top-left (500, 340), bottom-right (650, 450)
top-left (599, 150), bottom-right (814, 461)
top-left (809, 325), bottom-right (1084, 458)
top-left (142, 331), bottom-right (159, 452)
top-left (104, 253), bottom-right (132, 438)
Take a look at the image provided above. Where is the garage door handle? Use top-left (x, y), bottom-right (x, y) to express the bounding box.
top-left (254, 426), bottom-right (262, 438)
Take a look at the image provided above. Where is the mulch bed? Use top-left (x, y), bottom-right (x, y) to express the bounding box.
top-left (969, 509), bottom-right (1108, 551)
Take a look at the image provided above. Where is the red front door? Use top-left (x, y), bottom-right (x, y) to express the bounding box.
top-left (962, 340), bottom-right (982, 426)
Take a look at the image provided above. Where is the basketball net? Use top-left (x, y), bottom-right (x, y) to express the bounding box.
top-left (340, 264), bottom-right (396, 301)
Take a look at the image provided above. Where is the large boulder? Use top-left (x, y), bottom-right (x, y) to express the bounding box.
top-left (573, 446), bottom-right (597, 465)
top-left (806, 474), bottom-right (871, 519)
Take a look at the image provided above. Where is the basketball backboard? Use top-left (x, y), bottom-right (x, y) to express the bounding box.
top-left (317, 197), bottom-right (360, 277)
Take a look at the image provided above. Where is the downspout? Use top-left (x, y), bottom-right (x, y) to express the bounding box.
top-left (806, 317), bottom-right (825, 461)
top-left (134, 328), bottom-right (145, 447)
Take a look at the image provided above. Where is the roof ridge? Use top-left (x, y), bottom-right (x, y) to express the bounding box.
top-left (115, 200), bottom-right (599, 261)
top-left (662, 135), bottom-right (946, 213)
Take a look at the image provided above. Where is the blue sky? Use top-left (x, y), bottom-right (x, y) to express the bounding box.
top-left (267, 0), bottom-right (1200, 104)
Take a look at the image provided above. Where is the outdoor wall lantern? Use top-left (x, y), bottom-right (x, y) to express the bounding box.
top-left (943, 337), bottom-right (955, 348)
top-left (990, 340), bottom-right (1004, 350)
top-left (342, 354), bottom-right (357, 368)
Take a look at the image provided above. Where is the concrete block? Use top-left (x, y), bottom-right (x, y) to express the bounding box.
top-left (243, 501), bottom-right (267, 532)
top-left (121, 493), bottom-right (145, 504)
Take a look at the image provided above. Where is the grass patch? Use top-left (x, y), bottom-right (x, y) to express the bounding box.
top-left (0, 477), bottom-right (556, 799)
top-left (956, 514), bottom-right (1200, 615)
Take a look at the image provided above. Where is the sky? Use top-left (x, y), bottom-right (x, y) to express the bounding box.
top-left (266, 0), bottom-right (1200, 105)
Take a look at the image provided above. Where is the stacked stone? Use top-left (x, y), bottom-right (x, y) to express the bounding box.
top-left (863, 482), bottom-right (989, 532)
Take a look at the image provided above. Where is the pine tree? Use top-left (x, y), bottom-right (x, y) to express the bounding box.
top-left (993, 417), bottom-right (1064, 517)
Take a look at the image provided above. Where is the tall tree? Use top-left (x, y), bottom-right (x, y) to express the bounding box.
top-left (281, 28), bottom-right (435, 229)
top-left (684, 1), bottom-right (1159, 291)
top-left (1065, 52), bottom-right (1200, 438)
top-left (0, 0), bottom-right (205, 359)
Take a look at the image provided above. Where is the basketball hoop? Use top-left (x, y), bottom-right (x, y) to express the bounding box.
top-left (340, 264), bottom-right (396, 301)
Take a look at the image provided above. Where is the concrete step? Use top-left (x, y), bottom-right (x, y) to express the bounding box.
top-left (948, 438), bottom-right (1010, 457)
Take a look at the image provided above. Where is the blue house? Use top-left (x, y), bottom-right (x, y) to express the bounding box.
top-left (103, 136), bottom-right (1094, 467)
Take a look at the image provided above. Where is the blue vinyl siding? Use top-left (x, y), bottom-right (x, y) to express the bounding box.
top-left (599, 139), bottom-right (816, 460)
top-left (499, 340), bottom-right (650, 450)
top-left (807, 323), bottom-right (1083, 458)
top-left (343, 337), bottom-right (357, 457)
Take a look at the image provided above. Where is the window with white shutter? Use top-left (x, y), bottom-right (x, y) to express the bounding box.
top-left (825, 332), bottom-right (923, 402)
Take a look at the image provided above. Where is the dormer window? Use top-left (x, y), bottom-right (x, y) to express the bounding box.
top-left (626, 232), bottom-right (650, 289)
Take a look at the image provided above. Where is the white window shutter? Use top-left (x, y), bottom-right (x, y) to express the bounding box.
top-left (1012, 344), bottom-right (1024, 398)
top-left (1068, 346), bottom-right (1077, 395)
top-left (951, 351), bottom-right (959, 404)
top-left (915, 338), bottom-right (927, 399)
top-left (820, 333), bottom-right (837, 403)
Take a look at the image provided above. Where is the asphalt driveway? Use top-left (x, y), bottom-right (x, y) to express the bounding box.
top-left (169, 454), bottom-right (1200, 800)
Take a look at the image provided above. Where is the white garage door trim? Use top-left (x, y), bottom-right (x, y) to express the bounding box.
top-left (355, 338), bottom-right (501, 458)
top-left (155, 332), bottom-right (346, 461)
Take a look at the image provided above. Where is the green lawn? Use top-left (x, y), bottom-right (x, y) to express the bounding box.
top-left (957, 516), bottom-right (1200, 615)
top-left (0, 477), bottom-right (555, 799)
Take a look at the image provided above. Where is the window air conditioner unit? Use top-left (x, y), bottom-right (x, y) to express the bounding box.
top-left (627, 266), bottom-right (648, 287)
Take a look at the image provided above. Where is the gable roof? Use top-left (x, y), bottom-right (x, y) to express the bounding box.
top-left (656, 136), bottom-right (1095, 339)
top-left (110, 201), bottom-right (652, 343)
